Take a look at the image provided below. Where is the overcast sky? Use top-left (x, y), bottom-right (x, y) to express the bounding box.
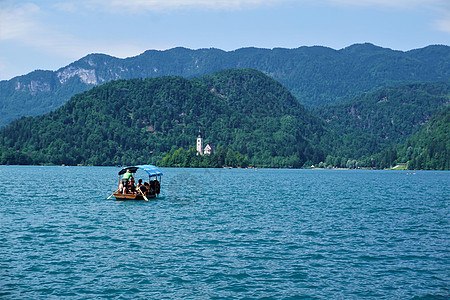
top-left (0, 0), bottom-right (449, 81)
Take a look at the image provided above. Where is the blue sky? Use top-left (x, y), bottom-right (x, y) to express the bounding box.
top-left (0, 0), bottom-right (449, 81)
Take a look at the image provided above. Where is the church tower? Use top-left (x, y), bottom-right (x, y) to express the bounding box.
top-left (196, 129), bottom-right (204, 155)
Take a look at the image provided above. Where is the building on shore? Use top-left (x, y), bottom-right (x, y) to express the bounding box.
top-left (197, 129), bottom-right (215, 155)
top-left (204, 143), bottom-right (216, 155)
top-left (196, 129), bottom-right (204, 155)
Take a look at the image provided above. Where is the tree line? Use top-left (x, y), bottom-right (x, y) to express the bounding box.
top-left (0, 70), bottom-right (448, 170)
top-left (0, 69), bottom-right (325, 168)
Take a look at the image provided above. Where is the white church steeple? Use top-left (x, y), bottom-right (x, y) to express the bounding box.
top-left (196, 129), bottom-right (204, 155)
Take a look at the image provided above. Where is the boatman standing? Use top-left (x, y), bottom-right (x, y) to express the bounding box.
top-left (122, 169), bottom-right (133, 194)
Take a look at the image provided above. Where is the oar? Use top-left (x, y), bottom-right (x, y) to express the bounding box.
top-left (138, 186), bottom-right (149, 201)
top-left (107, 189), bottom-right (119, 200)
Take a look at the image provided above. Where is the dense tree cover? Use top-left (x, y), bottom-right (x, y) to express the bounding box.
top-left (314, 82), bottom-right (450, 165)
top-left (402, 108), bottom-right (449, 170)
top-left (0, 69), bottom-right (326, 167)
top-left (1, 69), bottom-right (448, 169)
top-left (2, 44), bottom-right (449, 127)
top-left (371, 107), bottom-right (449, 170)
top-left (314, 107), bottom-right (449, 170)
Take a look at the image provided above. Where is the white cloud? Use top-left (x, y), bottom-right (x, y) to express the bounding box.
top-left (0, 2), bottom-right (77, 56)
top-left (434, 13), bottom-right (450, 34)
top-left (0, 2), bottom-right (128, 59)
top-left (0, 2), bottom-right (41, 40)
top-left (86, 0), bottom-right (450, 12)
top-left (52, 2), bottom-right (79, 13)
top-left (0, 1), bottom-right (170, 68)
top-left (431, 2), bottom-right (450, 34)
top-left (88, 0), bottom-right (294, 12)
top-left (327, 0), bottom-right (445, 8)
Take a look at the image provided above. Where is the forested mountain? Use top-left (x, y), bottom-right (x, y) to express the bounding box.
top-left (314, 81), bottom-right (450, 168)
top-left (368, 107), bottom-right (449, 170)
top-left (399, 107), bottom-right (449, 170)
top-left (0, 70), bottom-right (92, 128)
top-left (1, 69), bottom-right (448, 169)
top-left (0, 69), bottom-right (326, 167)
top-left (1, 43), bottom-right (449, 127)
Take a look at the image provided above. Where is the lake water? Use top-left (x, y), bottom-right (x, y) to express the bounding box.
top-left (0, 166), bottom-right (448, 299)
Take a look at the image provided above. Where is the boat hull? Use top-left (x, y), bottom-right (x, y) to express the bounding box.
top-left (113, 193), bottom-right (157, 201)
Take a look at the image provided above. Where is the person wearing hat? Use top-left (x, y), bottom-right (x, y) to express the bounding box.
top-left (121, 169), bottom-right (133, 194)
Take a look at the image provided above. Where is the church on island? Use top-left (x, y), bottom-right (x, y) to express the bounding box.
top-left (196, 130), bottom-right (215, 156)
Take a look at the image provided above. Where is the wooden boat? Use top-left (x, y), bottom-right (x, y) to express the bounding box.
top-left (111, 165), bottom-right (163, 201)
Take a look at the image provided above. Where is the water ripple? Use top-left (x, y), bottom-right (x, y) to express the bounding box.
top-left (0, 167), bottom-right (448, 299)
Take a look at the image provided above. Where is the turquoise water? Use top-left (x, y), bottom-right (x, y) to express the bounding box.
top-left (0, 166), bottom-right (448, 299)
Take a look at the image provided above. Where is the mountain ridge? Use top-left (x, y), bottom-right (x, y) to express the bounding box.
top-left (1, 43), bottom-right (449, 127)
top-left (314, 81), bottom-right (450, 168)
top-left (0, 69), bottom-right (326, 167)
top-left (1, 69), bottom-right (448, 169)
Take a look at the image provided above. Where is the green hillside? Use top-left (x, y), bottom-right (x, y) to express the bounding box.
top-left (402, 107), bottom-right (449, 170)
top-left (1, 69), bottom-right (448, 169)
top-left (376, 108), bottom-right (449, 170)
top-left (315, 81), bottom-right (450, 164)
top-left (1, 43), bottom-right (449, 128)
top-left (0, 69), bottom-right (326, 167)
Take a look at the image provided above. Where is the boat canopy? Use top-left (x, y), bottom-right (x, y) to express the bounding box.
top-left (118, 165), bottom-right (163, 177)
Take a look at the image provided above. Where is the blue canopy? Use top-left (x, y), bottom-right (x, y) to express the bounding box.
top-left (118, 165), bottom-right (163, 177)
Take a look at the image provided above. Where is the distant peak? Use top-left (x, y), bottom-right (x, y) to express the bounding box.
top-left (339, 43), bottom-right (403, 56)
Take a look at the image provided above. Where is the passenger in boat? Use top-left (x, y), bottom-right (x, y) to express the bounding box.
top-left (146, 181), bottom-right (154, 195)
top-left (136, 179), bottom-right (144, 195)
top-left (129, 177), bottom-right (136, 194)
top-left (139, 181), bottom-right (148, 196)
top-left (154, 180), bottom-right (160, 194)
top-left (122, 169), bottom-right (133, 194)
